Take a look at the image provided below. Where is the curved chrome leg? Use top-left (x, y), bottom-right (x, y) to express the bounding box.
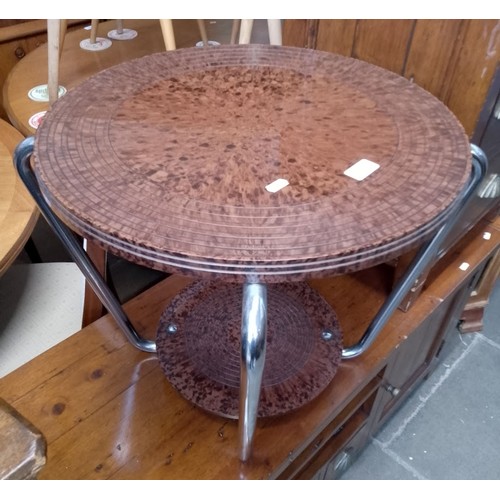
top-left (14, 137), bottom-right (156, 353)
top-left (342, 144), bottom-right (488, 359)
top-left (239, 283), bottom-right (267, 461)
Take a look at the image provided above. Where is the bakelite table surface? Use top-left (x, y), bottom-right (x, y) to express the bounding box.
top-left (31, 45), bottom-right (471, 445)
top-left (0, 119), bottom-right (38, 276)
top-left (34, 45), bottom-right (470, 279)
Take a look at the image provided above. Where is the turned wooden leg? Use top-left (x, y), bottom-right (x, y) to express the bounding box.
top-left (159, 19), bottom-right (176, 50)
top-left (230, 19), bottom-right (241, 44)
top-left (59, 19), bottom-right (67, 55)
top-left (90, 19), bottom-right (99, 44)
top-left (196, 19), bottom-right (209, 46)
top-left (47, 19), bottom-right (60, 106)
top-left (239, 19), bottom-right (254, 44)
top-left (267, 19), bottom-right (282, 45)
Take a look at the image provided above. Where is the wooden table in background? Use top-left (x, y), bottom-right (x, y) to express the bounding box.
top-left (2, 19), bottom-right (265, 137)
top-left (0, 118), bottom-right (38, 276)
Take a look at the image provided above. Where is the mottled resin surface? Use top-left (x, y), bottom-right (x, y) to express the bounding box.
top-left (156, 281), bottom-right (343, 418)
top-left (34, 45), bottom-right (470, 281)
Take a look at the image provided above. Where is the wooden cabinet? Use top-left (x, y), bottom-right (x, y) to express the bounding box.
top-left (372, 258), bottom-right (486, 432)
top-left (301, 243), bottom-right (492, 480)
top-left (283, 19), bottom-right (500, 138)
top-left (0, 216), bottom-right (497, 479)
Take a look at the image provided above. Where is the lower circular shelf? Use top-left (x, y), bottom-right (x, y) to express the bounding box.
top-left (156, 281), bottom-right (343, 418)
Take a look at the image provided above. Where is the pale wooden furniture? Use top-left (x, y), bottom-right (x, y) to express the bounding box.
top-left (0, 119), bottom-right (38, 277)
top-left (159, 19), bottom-right (176, 50)
top-left (2, 20), bottom-right (269, 137)
top-left (0, 215), bottom-right (496, 479)
top-left (238, 19), bottom-right (282, 45)
top-left (48, 19), bottom-right (210, 102)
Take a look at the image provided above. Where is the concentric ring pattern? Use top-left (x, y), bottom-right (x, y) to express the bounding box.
top-left (156, 281), bottom-right (343, 418)
top-left (34, 45), bottom-right (471, 282)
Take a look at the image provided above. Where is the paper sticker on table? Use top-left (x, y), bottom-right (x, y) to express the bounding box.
top-left (344, 159), bottom-right (380, 181)
top-left (108, 29), bottom-right (138, 40)
top-left (80, 38), bottom-right (112, 51)
top-left (28, 84), bottom-right (66, 102)
top-left (28, 111), bottom-right (46, 130)
top-left (265, 178), bottom-right (289, 193)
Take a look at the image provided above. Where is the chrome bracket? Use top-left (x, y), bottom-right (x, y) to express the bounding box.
top-left (342, 144), bottom-right (488, 359)
top-left (14, 136), bottom-right (156, 353)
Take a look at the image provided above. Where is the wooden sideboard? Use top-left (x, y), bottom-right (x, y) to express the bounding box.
top-left (0, 214), bottom-right (497, 479)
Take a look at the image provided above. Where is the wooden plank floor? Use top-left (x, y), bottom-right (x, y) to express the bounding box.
top-left (0, 218), bottom-right (497, 479)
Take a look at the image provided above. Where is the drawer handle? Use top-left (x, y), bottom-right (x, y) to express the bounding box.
top-left (384, 383), bottom-right (400, 397)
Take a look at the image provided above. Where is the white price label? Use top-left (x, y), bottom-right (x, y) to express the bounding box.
top-left (265, 178), bottom-right (289, 193)
top-left (344, 159), bottom-right (380, 181)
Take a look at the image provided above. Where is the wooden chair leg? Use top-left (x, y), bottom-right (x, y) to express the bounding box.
top-left (47, 19), bottom-right (60, 106)
top-left (267, 19), bottom-right (282, 45)
top-left (230, 19), bottom-right (240, 44)
top-left (59, 19), bottom-right (67, 56)
top-left (159, 19), bottom-right (176, 50)
top-left (196, 20), bottom-right (209, 46)
top-left (239, 19), bottom-right (254, 44)
top-left (90, 19), bottom-right (99, 44)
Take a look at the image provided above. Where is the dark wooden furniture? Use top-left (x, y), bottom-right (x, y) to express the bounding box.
top-left (460, 66), bottom-right (500, 332)
top-left (460, 218), bottom-right (500, 333)
top-left (283, 19), bottom-right (500, 138)
top-left (0, 215), bottom-right (497, 479)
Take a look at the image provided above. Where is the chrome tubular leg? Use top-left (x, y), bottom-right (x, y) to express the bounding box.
top-left (342, 144), bottom-right (488, 359)
top-left (14, 137), bottom-right (156, 353)
top-left (239, 283), bottom-right (267, 462)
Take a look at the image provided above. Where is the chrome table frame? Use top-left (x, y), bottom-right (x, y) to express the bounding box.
top-left (14, 138), bottom-right (487, 461)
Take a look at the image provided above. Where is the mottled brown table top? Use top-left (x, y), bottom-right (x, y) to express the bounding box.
top-left (34, 45), bottom-right (470, 281)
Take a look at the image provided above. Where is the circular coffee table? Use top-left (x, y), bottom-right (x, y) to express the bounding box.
top-left (29, 45), bottom-right (471, 460)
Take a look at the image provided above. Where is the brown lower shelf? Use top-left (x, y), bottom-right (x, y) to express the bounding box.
top-left (0, 218), bottom-right (497, 479)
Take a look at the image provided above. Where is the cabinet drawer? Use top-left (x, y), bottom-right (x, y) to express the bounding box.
top-left (311, 420), bottom-right (370, 480)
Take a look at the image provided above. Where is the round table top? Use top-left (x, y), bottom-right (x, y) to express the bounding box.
top-left (34, 45), bottom-right (471, 282)
top-left (0, 119), bottom-right (38, 276)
